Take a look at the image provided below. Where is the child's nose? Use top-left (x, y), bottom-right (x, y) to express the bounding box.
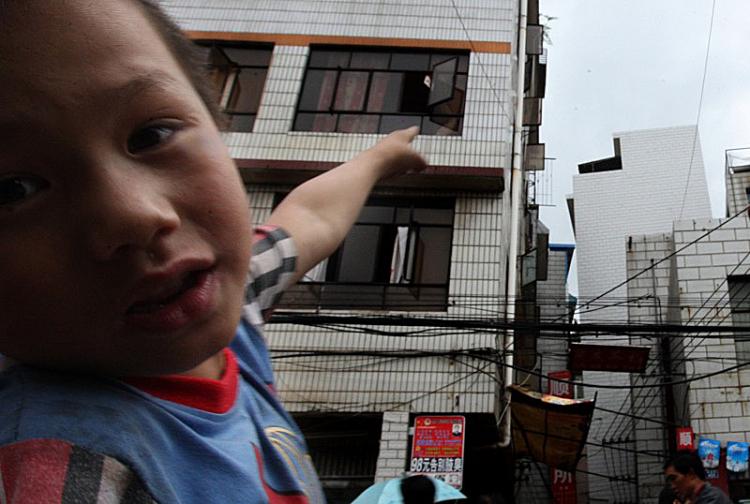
top-left (82, 171), bottom-right (181, 261)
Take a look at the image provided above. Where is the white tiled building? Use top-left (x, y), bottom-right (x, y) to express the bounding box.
top-left (569, 125), bottom-right (712, 502)
top-left (623, 152), bottom-right (750, 502)
top-left (160, 1), bottom-right (547, 501)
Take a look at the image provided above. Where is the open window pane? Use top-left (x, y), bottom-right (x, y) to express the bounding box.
top-left (418, 227), bottom-right (453, 283)
top-left (428, 57), bottom-right (457, 107)
top-left (226, 68), bottom-right (267, 113)
top-left (422, 115), bottom-right (462, 136)
top-left (193, 42), bottom-right (273, 132)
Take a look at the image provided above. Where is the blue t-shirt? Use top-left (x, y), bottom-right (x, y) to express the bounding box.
top-left (0, 227), bottom-right (325, 503)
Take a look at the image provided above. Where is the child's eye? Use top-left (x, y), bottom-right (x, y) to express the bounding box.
top-left (0, 175), bottom-right (50, 206)
top-left (127, 124), bottom-right (177, 154)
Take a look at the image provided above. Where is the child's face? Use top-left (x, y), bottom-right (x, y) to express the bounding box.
top-left (0, 0), bottom-right (253, 376)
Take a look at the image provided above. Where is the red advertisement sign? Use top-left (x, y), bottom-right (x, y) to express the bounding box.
top-left (551, 468), bottom-right (577, 504)
top-left (549, 370), bottom-right (576, 504)
top-left (676, 427), bottom-right (694, 450)
top-left (409, 416), bottom-right (465, 488)
top-left (548, 370), bottom-right (573, 399)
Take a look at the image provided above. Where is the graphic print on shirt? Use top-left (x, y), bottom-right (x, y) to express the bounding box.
top-left (264, 427), bottom-right (325, 504)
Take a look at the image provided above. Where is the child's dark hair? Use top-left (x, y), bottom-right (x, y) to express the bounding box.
top-left (400, 475), bottom-right (436, 504)
top-left (134, 0), bottom-right (225, 125)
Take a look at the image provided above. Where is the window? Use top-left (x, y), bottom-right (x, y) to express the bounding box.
top-left (282, 196), bottom-right (455, 311)
top-left (728, 276), bottom-right (750, 361)
top-left (195, 42), bottom-right (273, 132)
top-left (294, 47), bottom-right (468, 136)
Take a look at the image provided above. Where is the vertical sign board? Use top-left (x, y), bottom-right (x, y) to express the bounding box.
top-left (676, 427), bottom-right (694, 451)
top-left (409, 416), bottom-right (465, 489)
top-left (548, 371), bottom-right (577, 504)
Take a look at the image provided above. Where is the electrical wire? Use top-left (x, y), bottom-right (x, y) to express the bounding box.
top-left (678, 0), bottom-right (718, 219)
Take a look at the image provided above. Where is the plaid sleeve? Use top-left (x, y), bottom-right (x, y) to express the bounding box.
top-left (244, 225), bottom-right (297, 324)
top-left (0, 439), bottom-right (155, 504)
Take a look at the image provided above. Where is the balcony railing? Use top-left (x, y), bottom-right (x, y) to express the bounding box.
top-left (280, 282), bottom-right (449, 311)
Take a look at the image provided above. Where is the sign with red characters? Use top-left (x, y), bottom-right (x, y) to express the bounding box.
top-left (409, 416), bottom-right (465, 489)
top-left (549, 370), bottom-right (576, 504)
top-left (676, 427), bottom-right (695, 451)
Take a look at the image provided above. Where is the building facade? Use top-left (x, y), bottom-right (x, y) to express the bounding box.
top-left (623, 154), bottom-right (750, 502)
top-left (569, 125), bottom-right (712, 502)
top-left (160, 0), bottom-right (547, 501)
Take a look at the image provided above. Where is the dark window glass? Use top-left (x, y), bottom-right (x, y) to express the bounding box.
top-left (337, 114), bottom-right (379, 133)
top-left (223, 47), bottom-right (272, 66)
top-left (422, 116), bottom-right (462, 136)
top-left (390, 52), bottom-right (430, 71)
top-left (351, 51), bottom-right (390, 69)
top-left (294, 113), bottom-right (336, 132)
top-left (413, 207), bottom-right (454, 225)
top-left (296, 46), bottom-right (468, 136)
top-left (195, 42), bottom-right (273, 132)
top-left (282, 196), bottom-right (455, 311)
top-left (226, 68), bottom-right (268, 113)
top-left (298, 70), bottom-right (338, 111)
top-left (357, 205), bottom-right (395, 223)
top-left (367, 72), bottom-right (402, 113)
top-left (227, 114), bottom-right (257, 132)
top-left (400, 72), bottom-right (430, 113)
top-left (333, 71), bottom-right (369, 111)
top-left (379, 115), bottom-right (421, 134)
top-left (309, 50), bottom-right (350, 68)
top-left (336, 226), bottom-right (380, 282)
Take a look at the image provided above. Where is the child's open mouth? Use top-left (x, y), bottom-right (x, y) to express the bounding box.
top-left (127, 271), bottom-right (203, 315)
top-left (125, 268), bottom-right (217, 332)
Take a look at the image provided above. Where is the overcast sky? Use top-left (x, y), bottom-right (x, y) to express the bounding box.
top-left (537, 0), bottom-right (750, 293)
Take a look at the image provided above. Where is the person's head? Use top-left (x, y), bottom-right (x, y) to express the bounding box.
top-left (664, 451), bottom-right (706, 500)
top-left (401, 475), bottom-right (436, 504)
top-left (0, 0), bottom-right (253, 377)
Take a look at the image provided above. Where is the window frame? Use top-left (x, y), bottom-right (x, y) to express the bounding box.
top-left (294, 46), bottom-right (469, 136)
top-left (280, 195), bottom-right (455, 311)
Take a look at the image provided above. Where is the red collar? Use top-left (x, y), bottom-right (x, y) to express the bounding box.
top-left (124, 348), bottom-right (239, 414)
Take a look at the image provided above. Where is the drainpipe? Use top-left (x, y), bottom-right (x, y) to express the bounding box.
top-left (498, 0), bottom-right (528, 447)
